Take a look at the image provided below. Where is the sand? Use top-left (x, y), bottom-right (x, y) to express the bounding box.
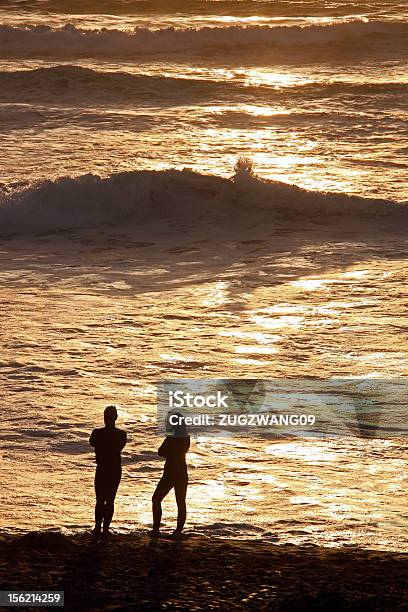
top-left (0, 531), bottom-right (407, 611)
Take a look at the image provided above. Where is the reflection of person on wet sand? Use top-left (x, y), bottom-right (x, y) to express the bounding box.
top-left (89, 405), bottom-right (127, 538)
top-left (150, 413), bottom-right (190, 538)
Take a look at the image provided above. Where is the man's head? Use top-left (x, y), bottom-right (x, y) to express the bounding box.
top-left (104, 405), bottom-right (118, 427)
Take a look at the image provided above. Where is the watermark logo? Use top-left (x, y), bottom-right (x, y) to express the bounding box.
top-left (169, 390), bottom-right (229, 409)
top-left (157, 378), bottom-right (408, 439)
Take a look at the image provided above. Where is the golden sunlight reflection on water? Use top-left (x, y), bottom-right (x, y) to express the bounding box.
top-left (1, 234), bottom-right (407, 550)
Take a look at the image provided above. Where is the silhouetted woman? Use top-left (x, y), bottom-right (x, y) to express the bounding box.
top-left (151, 413), bottom-right (190, 537)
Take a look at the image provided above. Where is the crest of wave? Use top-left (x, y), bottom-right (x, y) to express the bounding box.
top-left (0, 161), bottom-right (405, 236)
top-left (0, 20), bottom-right (405, 56)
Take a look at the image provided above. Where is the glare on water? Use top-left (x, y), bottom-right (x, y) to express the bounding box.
top-left (0, 232), bottom-right (407, 550)
top-left (0, 0), bottom-right (407, 550)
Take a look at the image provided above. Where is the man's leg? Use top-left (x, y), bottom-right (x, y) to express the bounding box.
top-left (94, 469), bottom-right (104, 534)
top-left (103, 496), bottom-right (115, 534)
top-left (102, 472), bottom-right (121, 535)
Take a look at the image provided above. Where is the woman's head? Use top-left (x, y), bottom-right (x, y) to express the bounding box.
top-left (166, 411), bottom-right (188, 438)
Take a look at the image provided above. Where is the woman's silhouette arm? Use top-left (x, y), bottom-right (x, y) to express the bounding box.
top-left (158, 437), bottom-right (169, 458)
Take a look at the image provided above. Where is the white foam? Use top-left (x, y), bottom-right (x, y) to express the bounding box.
top-left (0, 20), bottom-right (405, 57)
top-left (0, 167), bottom-right (405, 236)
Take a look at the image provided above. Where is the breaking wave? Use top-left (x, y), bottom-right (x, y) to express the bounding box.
top-left (0, 20), bottom-right (406, 58)
top-left (0, 167), bottom-right (406, 236)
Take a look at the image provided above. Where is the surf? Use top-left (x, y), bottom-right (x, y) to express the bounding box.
top-left (0, 20), bottom-right (406, 58)
top-left (1, 65), bottom-right (407, 106)
top-left (0, 164), bottom-right (405, 236)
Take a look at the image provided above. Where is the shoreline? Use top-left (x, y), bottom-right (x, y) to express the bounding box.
top-left (1, 531), bottom-right (407, 611)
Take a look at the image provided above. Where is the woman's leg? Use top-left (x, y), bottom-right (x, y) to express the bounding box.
top-left (152, 475), bottom-right (173, 532)
top-left (174, 478), bottom-right (188, 533)
top-left (103, 496), bottom-right (115, 533)
top-left (94, 500), bottom-right (104, 533)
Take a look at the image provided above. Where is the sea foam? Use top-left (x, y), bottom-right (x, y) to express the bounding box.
top-left (0, 168), bottom-right (405, 236)
top-left (0, 20), bottom-right (405, 57)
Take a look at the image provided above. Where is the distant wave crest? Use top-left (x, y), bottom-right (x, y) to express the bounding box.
top-left (1, 65), bottom-right (407, 106)
top-left (0, 168), bottom-right (405, 236)
top-left (0, 20), bottom-right (406, 57)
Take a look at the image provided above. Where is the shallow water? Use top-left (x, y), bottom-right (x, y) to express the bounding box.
top-left (1, 220), bottom-right (407, 550)
top-left (0, 0), bottom-right (407, 550)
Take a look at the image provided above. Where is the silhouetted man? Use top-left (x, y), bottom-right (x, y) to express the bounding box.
top-left (89, 405), bottom-right (127, 538)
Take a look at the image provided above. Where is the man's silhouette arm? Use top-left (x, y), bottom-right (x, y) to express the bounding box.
top-left (89, 430), bottom-right (97, 448)
top-left (120, 431), bottom-right (127, 451)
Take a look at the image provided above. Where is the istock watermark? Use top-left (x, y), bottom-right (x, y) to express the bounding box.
top-left (169, 390), bottom-right (229, 409)
top-left (157, 378), bottom-right (408, 438)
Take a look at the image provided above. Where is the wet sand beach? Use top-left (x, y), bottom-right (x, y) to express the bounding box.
top-left (1, 531), bottom-right (407, 611)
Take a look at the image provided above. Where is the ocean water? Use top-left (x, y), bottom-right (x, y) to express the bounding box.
top-left (0, 0), bottom-right (407, 550)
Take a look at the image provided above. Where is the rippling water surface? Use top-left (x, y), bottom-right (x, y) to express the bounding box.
top-left (0, 0), bottom-right (407, 550)
top-left (0, 0), bottom-right (407, 198)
